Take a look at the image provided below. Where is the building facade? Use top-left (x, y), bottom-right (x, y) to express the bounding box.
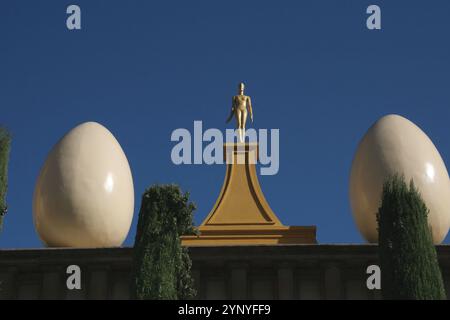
top-left (2, 244), bottom-right (450, 300)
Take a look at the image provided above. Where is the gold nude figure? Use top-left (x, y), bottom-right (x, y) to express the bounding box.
top-left (226, 82), bottom-right (253, 142)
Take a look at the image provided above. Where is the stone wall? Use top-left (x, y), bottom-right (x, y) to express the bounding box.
top-left (1, 244), bottom-right (450, 299)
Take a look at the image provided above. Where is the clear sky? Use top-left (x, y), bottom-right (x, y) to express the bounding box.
top-left (2, 0), bottom-right (450, 248)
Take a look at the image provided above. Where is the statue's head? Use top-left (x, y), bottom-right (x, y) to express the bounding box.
top-left (238, 82), bottom-right (245, 94)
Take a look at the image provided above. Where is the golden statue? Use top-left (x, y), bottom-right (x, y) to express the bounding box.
top-left (226, 82), bottom-right (253, 142)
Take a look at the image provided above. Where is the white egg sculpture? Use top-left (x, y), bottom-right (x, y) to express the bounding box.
top-left (349, 114), bottom-right (450, 244)
top-left (33, 122), bottom-right (134, 247)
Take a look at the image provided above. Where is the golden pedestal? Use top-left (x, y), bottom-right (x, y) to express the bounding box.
top-left (181, 143), bottom-right (317, 246)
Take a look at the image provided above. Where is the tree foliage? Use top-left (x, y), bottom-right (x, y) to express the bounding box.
top-left (131, 184), bottom-right (197, 300)
top-left (0, 127), bottom-right (11, 231)
top-left (377, 174), bottom-right (446, 300)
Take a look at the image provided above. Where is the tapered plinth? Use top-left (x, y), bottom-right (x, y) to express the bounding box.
top-left (181, 143), bottom-right (316, 246)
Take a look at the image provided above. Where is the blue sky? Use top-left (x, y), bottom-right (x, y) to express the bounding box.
top-left (2, 0), bottom-right (450, 248)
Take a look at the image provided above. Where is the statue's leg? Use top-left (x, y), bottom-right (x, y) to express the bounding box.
top-left (242, 109), bottom-right (247, 129)
top-left (235, 109), bottom-right (241, 127)
top-left (236, 110), bottom-right (243, 142)
top-left (241, 109), bottom-right (248, 142)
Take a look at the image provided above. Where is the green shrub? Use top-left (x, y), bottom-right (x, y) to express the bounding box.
top-left (131, 184), bottom-right (197, 299)
top-left (0, 128), bottom-right (11, 231)
top-left (377, 174), bottom-right (446, 300)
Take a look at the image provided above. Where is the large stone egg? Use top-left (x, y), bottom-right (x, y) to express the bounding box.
top-left (349, 114), bottom-right (450, 244)
top-left (33, 122), bottom-right (134, 247)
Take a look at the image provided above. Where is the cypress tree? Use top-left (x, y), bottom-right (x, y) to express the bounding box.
top-left (377, 174), bottom-right (446, 300)
top-left (0, 128), bottom-right (11, 231)
top-left (131, 184), bottom-right (197, 300)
